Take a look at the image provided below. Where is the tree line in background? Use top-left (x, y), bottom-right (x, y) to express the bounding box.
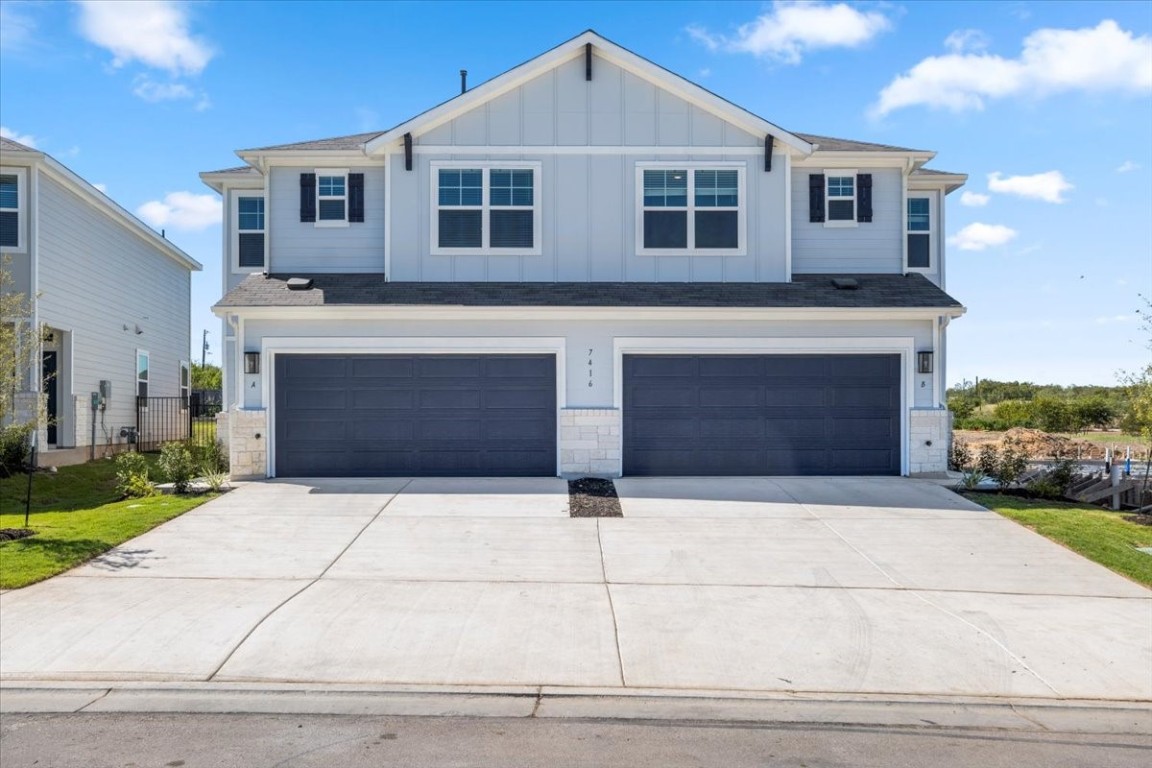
top-left (947, 380), bottom-right (1124, 433)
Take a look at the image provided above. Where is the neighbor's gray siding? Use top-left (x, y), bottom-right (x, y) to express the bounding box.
top-left (267, 166), bottom-right (385, 274)
top-left (36, 173), bottom-right (191, 444)
top-left (790, 168), bottom-right (903, 274)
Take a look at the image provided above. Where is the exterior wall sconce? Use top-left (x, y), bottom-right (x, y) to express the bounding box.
top-left (917, 350), bottom-right (933, 374)
top-left (244, 352), bottom-right (261, 374)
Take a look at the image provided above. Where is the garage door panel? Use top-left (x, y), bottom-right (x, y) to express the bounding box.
top-left (275, 354), bottom-right (555, 477)
top-left (625, 354), bottom-right (900, 476)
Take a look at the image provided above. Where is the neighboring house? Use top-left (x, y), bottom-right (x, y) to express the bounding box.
top-left (201, 30), bottom-right (965, 480)
top-left (0, 137), bottom-right (201, 464)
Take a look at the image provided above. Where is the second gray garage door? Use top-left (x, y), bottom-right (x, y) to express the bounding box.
top-left (274, 354), bottom-right (556, 477)
top-left (624, 354), bottom-right (901, 476)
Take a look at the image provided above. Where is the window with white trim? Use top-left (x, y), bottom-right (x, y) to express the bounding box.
top-left (316, 169), bottom-right (347, 223)
top-left (136, 350), bottom-right (149, 400)
top-left (0, 168), bottom-right (25, 250)
top-left (432, 163), bottom-right (540, 254)
top-left (636, 164), bottom-right (745, 255)
top-left (906, 195), bottom-right (932, 270)
top-left (826, 173), bottom-right (856, 222)
top-left (179, 360), bottom-right (190, 407)
top-left (233, 193), bottom-right (265, 271)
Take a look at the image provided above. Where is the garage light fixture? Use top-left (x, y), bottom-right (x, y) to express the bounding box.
top-left (917, 351), bottom-right (933, 374)
top-left (244, 352), bottom-right (261, 374)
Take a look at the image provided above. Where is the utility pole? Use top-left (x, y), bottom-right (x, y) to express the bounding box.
top-left (201, 329), bottom-right (208, 367)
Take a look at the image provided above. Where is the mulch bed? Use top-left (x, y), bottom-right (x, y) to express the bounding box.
top-left (0, 528), bottom-right (35, 542)
top-left (1123, 515), bottom-right (1152, 527)
top-left (568, 478), bottom-right (622, 518)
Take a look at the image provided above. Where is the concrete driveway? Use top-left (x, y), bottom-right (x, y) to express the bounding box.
top-left (1, 476), bottom-right (1149, 703)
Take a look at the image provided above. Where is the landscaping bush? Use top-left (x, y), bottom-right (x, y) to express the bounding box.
top-left (0, 423), bottom-right (33, 477)
top-left (158, 442), bottom-right (196, 494)
top-left (948, 440), bottom-right (972, 472)
top-left (114, 450), bottom-right (156, 498)
top-left (976, 444), bottom-right (999, 478)
top-left (193, 439), bottom-right (229, 474)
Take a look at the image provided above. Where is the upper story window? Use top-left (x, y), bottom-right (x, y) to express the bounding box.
top-left (636, 164), bottom-right (745, 256)
top-left (906, 195), bottom-right (932, 270)
top-left (432, 163), bottom-right (541, 255)
top-left (234, 194), bottom-right (265, 271)
top-left (809, 171), bottom-right (872, 227)
top-left (0, 168), bottom-right (25, 250)
top-left (300, 170), bottom-right (364, 226)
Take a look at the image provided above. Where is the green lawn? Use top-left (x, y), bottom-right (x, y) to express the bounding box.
top-left (969, 492), bottom-right (1152, 588)
top-left (0, 458), bottom-right (215, 589)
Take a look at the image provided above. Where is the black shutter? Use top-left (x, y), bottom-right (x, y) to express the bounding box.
top-left (808, 174), bottom-right (825, 223)
top-left (348, 173), bottom-right (364, 222)
top-left (300, 173), bottom-right (316, 222)
top-left (857, 173), bottom-right (873, 223)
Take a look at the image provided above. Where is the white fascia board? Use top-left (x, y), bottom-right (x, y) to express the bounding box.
top-left (794, 152), bottom-right (935, 170)
top-left (235, 152), bottom-right (383, 169)
top-left (38, 156), bottom-right (202, 272)
top-left (199, 170), bottom-right (264, 193)
top-left (910, 173), bottom-right (968, 195)
top-left (213, 304), bottom-right (967, 322)
top-left (365, 31), bottom-right (813, 156)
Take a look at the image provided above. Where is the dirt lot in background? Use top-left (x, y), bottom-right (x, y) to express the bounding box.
top-left (955, 428), bottom-right (1148, 461)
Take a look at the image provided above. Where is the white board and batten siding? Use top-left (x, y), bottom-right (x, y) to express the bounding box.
top-left (35, 173), bottom-right (191, 442)
top-left (388, 53), bottom-right (788, 283)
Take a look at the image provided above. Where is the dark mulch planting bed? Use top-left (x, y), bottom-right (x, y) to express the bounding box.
top-left (1124, 514), bottom-right (1152, 527)
top-left (0, 528), bottom-right (36, 542)
top-left (568, 478), bottom-right (622, 518)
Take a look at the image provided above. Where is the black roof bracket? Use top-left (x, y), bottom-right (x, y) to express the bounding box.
top-left (764, 135), bottom-right (774, 172)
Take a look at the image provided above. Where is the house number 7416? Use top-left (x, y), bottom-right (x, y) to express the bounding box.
top-left (587, 348), bottom-right (594, 387)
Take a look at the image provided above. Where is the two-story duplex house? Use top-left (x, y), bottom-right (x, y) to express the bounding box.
top-left (201, 31), bottom-right (965, 480)
top-left (1, 137), bottom-right (201, 465)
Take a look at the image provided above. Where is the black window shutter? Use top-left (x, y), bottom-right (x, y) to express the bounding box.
top-left (348, 173), bottom-right (364, 223)
top-left (808, 174), bottom-right (825, 223)
top-left (857, 173), bottom-right (873, 223)
top-left (300, 173), bottom-right (316, 222)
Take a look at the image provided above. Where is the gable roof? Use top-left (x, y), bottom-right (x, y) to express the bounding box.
top-left (240, 130), bottom-right (386, 154)
top-left (216, 272), bottom-right (962, 313)
top-left (0, 136), bottom-right (38, 154)
top-left (795, 133), bottom-right (927, 154)
top-left (364, 30), bottom-right (813, 156)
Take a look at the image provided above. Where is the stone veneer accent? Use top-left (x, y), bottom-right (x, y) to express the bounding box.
top-left (909, 407), bottom-right (951, 474)
top-left (559, 408), bottom-right (622, 477)
top-left (227, 407), bottom-right (268, 480)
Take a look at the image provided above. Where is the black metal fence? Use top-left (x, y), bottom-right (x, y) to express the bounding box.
top-left (135, 394), bottom-right (219, 452)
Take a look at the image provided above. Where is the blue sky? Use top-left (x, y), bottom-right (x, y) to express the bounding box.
top-left (1, 0), bottom-right (1149, 386)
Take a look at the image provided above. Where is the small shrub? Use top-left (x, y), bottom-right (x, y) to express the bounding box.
top-left (1026, 455), bottom-right (1078, 500)
top-left (0, 423), bottom-right (34, 476)
top-left (959, 467), bottom-right (987, 490)
top-left (158, 442), bottom-right (196, 494)
top-left (115, 450), bottom-right (155, 498)
top-left (201, 465), bottom-right (229, 492)
top-left (199, 439), bottom-right (229, 473)
top-left (948, 440), bottom-right (972, 472)
top-left (976, 444), bottom-right (999, 478)
top-left (991, 442), bottom-right (1028, 488)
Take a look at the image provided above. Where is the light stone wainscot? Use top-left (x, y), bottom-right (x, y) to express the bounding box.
top-left (226, 407), bottom-right (268, 480)
top-left (559, 408), bottom-right (621, 477)
top-left (909, 407), bottom-right (951, 475)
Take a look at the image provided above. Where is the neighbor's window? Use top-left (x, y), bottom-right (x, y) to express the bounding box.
top-left (179, 360), bottom-right (190, 406)
top-left (433, 163), bottom-right (540, 254)
top-left (907, 196), bottom-right (932, 270)
top-left (638, 165), bottom-right (744, 254)
top-left (826, 174), bottom-right (855, 222)
top-left (317, 171), bottom-right (347, 222)
top-left (235, 194), bottom-right (265, 270)
top-left (136, 350), bottom-right (149, 400)
top-left (0, 170), bottom-right (21, 249)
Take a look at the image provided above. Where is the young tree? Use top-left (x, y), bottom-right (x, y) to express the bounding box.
top-left (1118, 296), bottom-right (1152, 478)
top-left (0, 261), bottom-right (44, 474)
top-left (190, 362), bottom-right (222, 390)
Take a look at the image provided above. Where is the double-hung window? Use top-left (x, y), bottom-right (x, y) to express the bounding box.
top-left (316, 169), bottom-right (347, 224)
top-left (906, 195), bottom-right (932, 270)
top-left (136, 350), bottom-right (149, 400)
top-left (432, 163), bottom-right (540, 254)
top-left (234, 194), bottom-right (265, 271)
top-left (0, 168), bottom-right (24, 250)
top-left (637, 164), bottom-right (745, 255)
top-left (826, 174), bottom-right (856, 223)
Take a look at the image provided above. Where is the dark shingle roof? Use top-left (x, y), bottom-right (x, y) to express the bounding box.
top-left (216, 273), bottom-right (961, 310)
top-left (241, 131), bottom-right (386, 153)
top-left (0, 136), bottom-right (36, 152)
top-left (913, 167), bottom-right (964, 176)
top-left (202, 165), bottom-right (260, 176)
top-left (795, 133), bottom-right (927, 154)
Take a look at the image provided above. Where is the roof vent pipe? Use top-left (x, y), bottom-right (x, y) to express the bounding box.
top-left (460, 69), bottom-right (467, 94)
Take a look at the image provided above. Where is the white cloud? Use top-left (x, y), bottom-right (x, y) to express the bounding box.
top-left (987, 170), bottom-right (1073, 203)
top-left (136, 191), bottom-right (220, 231)
top-left (0, 1), bottom-right (37, 53)
top-left (688, 1), bottom-right (891, 65)
top-left (1094, 314), bottom-right (1133, 325)
top-left (948, 223), bottom-right (1018, 251)
top-left (1116, 160), bottom-right (1141, 173)
top-left (132, 75), bottom-right (194, 102)
top-left (872, 20), bottom-right (1152, 117)
top-left (0, 125), bottom-right (38, 148)
top-left (944, 29), bottom-right (989, 54)
top-left (959, 191), bottom-right (989, 207)
top-left (75, 0), bottom-right (213, 76)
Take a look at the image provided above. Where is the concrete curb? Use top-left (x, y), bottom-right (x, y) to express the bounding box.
top-left (2, 682), bottom-right (1149, 735)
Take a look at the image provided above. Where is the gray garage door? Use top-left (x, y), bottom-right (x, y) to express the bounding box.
top-left (274, 354), bottom-right (556, 477)
top-left (623, 354), bottom-right (901, 476)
